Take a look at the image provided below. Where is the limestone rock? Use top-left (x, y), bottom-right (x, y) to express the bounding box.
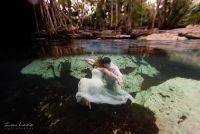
top-left (138, 33), bottom-right (187, 40)
top-left (137, 25), bottom-right (200, 40)
top-left (135, 77), bottom-right (200, 134)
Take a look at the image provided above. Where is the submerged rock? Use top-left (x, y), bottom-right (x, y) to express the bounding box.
top-left (20, 55), bottom-right (159, 93)
top-left (135, 77), bottom-right (200, 134)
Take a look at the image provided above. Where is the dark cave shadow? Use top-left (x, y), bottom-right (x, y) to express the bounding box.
top-left (120, 66), bottom-right (136, 75)
top-left (82, 68), bottom-right (92, 78)
top-left (49, 100), bottom-right (158, 134)
top-left (0, 60), bottom-right (79, 134)
top-left (58, 60), bottom-right (80, 93)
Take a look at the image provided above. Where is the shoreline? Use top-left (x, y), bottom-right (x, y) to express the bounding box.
top-left (32, 25), bottom-right (200, 43)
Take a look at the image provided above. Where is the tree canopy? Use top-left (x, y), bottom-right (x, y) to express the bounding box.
top-left (33, 0), bottom-right (200, 34)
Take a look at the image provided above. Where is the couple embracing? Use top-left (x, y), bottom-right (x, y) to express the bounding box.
top-left (75, 56), bottom-right (134, 109)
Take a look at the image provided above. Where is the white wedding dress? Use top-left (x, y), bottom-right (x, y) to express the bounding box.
top-left (75, 68), bottom-right (134, 107)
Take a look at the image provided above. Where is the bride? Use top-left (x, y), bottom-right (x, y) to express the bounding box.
top-left (75, 57), bottom-right (134, 109)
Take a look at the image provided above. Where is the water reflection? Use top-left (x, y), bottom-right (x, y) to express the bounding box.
top-left (33, 44), bottom-right (89, 57)
top-left (38, 44), bottom-right (170, 59)
top-left (33, 39), bottom-right (200, 68)
top-left (125, 45), bottom-right (168, 59)
top-left (34, 39), bottom-right (169, 57)
top-left (47, 46), bottom-right (87, 57)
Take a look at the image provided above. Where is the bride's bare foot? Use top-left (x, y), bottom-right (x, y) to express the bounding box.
top-left (88, 102), bottom-right (91, 110)
top-left (84, 99), bottom-right (91, 110)
top-left (126, 99), bottom-right (133, 105)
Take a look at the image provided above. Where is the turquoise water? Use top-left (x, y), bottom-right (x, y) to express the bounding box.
top-left (1, 39), bottom-right (200, 134)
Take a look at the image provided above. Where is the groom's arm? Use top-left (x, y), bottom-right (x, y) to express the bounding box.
top-left (99, 68), bottom-right (123, 85)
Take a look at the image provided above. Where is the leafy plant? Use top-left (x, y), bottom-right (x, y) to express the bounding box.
top-left (158, 0), bottom-right (192, 29)
top-left (181, 3), bottom-right (200, 25)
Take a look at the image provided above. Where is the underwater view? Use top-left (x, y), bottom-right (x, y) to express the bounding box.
top-left (1, 39), bottom-right (200, 134)
top-left (2, 0), bottom-right (200, 133)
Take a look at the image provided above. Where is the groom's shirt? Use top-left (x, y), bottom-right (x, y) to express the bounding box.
top-left (108, 63), bottom-right (123, 77)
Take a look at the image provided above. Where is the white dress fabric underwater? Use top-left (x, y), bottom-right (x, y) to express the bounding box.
top-left (75, 68), bottom-right (134, 106)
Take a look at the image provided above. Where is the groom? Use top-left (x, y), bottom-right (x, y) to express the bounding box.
top-left (82, 57), bottom-right (124, 83)
top-left (101, 57), bottom-right (123, 77)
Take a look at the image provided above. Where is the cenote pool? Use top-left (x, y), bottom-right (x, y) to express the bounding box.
top-left (1, 39), bottom-right (200, 134)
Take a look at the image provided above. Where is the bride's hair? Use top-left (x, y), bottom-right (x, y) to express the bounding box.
top-left (93, 57), bottom-right (104, 68)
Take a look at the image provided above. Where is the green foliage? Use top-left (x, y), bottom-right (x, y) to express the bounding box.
top-left (159, 0), bottom-right (192, 28)
top-left (181, 3), bottom-right (200, 25)
top-left (94, 0), bottom-right (106, 29)
top-left (58, 0), bottom-right (72, 14)
top-left (132, 0), bottom-right (150, 27)
top-left (54, 0), bottom-right (198, 30)
top-left (82, 15), bottom-right (95, 27)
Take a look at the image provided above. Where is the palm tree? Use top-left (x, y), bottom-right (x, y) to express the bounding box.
top-left (73, 2), bottom-right (87, 28)
top-left (182, 3), bottom-right (200, 25)
top-left (58, 0), bottom-right (72, 16)
top-left (159, 0), bottom-right (192, 29)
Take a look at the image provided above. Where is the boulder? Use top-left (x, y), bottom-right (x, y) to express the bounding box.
top-left (179, 33), bottom-right (200, 39)
top-left (135, 77), bottom-right (200, 134)
top-left (137, 25), bottom-right (200, 40)
top-left (137, 33), bottom-right (187, 40)
top-left (130, 29), bottom-right (152, 39)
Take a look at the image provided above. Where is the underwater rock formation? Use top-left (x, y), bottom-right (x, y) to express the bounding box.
top-left (20, 54), bottom-right (200, 133)
top-left (135, 77), bottom-right (200, 134)
top-left (21, 55), bottom-right (159, 93)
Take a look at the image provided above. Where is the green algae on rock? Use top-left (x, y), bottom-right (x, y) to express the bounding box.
top-left (21, 54), bottom-right (159, 93)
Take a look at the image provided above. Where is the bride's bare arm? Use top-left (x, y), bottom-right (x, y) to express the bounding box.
top-left (81, 58), bottom-right (95, 66)
top-left (98, 68), bottom-right (123, 85)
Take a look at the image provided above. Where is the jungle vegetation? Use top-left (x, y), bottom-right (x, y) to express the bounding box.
top-left (32, 0), bottom-right (200, 34)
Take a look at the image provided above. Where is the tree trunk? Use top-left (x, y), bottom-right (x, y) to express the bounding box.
top-left (33, 4), bottom-right (39, 32)
top-left (41, 0), bottom-right (56, 33)
top-left (151, 4), bottom-right (156, 29)
top-left (37, 0), bottom-right (70, 34)
top-left (140, 0), bottom-right (144, 27)
top-left (116, 0), bottom-right (118, 29)
top-left (156, 0), bottom-right (161, 28)
top-left (50, 0), bottom-right (58, 28)
top-left (151, 0), bottom-right (161, 29)
top-left (111, 0), bottom-right (114, 28)
top-left (126, 0), bottom-right (135, 32)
